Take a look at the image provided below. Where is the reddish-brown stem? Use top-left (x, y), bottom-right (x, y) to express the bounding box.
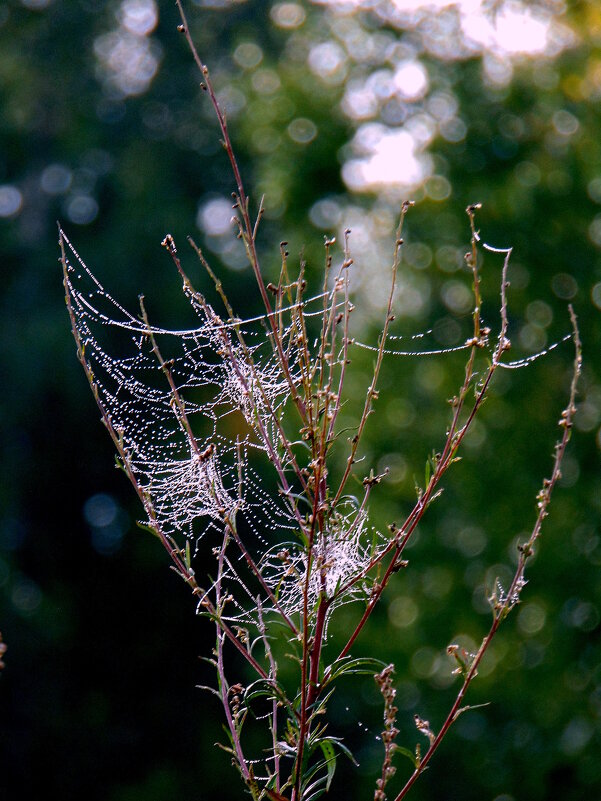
top-left (139, 291), bottom-right (299, 635)
top-left (228, 524), bottom-right (299, 636)
top-left (326, 230), bottom-right (353, 442)
top-left (332, 203), bottom-right (412, 507)
top-left (169, 235), bottom-right (311, 503)
top-left (394, 619), bottom-right (500, 801)
top-left (257, 600), bottom-right (282, 794)
top-left (306, 596), bottom-right (330, 709)
top-left (61, 227), bottom-right (269, 682)
top-left (332, 215), bottom-right (508, 663)
top-left (174, 0), bottom-right (307, 424)
top-left (393, 305), bottom-right (581, 801)
top-left (215, 529), bottom-right (252, 786)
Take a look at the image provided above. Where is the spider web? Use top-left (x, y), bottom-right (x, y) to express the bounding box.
top-left (61, 230), bottom-right (394, 628)
top-left (61, 230), bottom-right (300, 567)
top-left (62, 229), bottom-right (567, 629)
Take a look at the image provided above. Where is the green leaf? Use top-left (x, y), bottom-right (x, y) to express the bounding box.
top-left (338, 493), bottom-right (360, 508)
top-left (324, 737), bottom-right (358, 767)
top-left (135, 520), bottom-right (161, 539)
top-left (323, 656), bottom-right (386, 685)
top-left (243, 678), bottom-right (289, 708)
top-left (308, 687), bottom-right (335, 720)
top-left (394, 745), bottom-right (419, 769)
top-left (319, 740), bottom-right (336, 791)
top-left (301, 774), bottom-right (329, 801)
top-left (452, 701), bottom-right (490, 722)
top-left (296, 528), bottom-right (310, 548)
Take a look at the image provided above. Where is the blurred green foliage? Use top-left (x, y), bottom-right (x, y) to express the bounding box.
top-left (1, 1), bottom-right (600, 799)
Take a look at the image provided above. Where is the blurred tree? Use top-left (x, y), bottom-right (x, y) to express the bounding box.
top-left (0, 1), bottom-right (599, 799)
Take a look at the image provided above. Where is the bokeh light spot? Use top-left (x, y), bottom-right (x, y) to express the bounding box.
top-left (587, 177), bottom-right (601, 203)
top-left (425, 175), bottom-right (452, 201)
top-left (388, 595), bottom-right (418, 628)
top-left (0, 185), bottom-right (23, 218)
top-left (197, 197), bottom-right (234, 236)
top-left (588, 215), bottom-right (601, 247)
top-left (560, 717), bottom-right (594, 756)
top-left (308, 42), bottom-right (347, 83)
top-left (343, 124), bottom-right (428, 192)
top-left (20, 0), bottom-right (53, 8)
top-left (234, 42), bottom-right (263, 69)
top-left (270, 2), bottom-right (306, 29)
top-left (287, 117), bottom-right (317, 144)
top-left (517, 601), bottom-right (547, 635)
top-left (393, 60), bottom-right (428, 101)
top-left (514, 161), bottom-right (541, 188)
top-left (118, 0), bottom-right (158, 36)
top-left (526, 299), bottom-right (552, 328)
top-left (552, 108), bottom-right (579, 136)
top-left (41, 164), bottom-right (73, 195)
top-left (84, 493), bottom-right (118, 528)
top-left (12, 577), bottom-right (42, 615)
top-left (309, 197), bottom-right (343, 229)
top-left (251, 68), bottom-right (281, 94)
top-left (65, 195), bottom-right (99, 225)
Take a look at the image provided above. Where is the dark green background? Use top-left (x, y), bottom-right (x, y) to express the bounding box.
top-left (1, 1), bottom-right (600, 799)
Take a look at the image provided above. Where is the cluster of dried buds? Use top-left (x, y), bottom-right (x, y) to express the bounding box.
top-left (375, 664), bottom-right (400, 801)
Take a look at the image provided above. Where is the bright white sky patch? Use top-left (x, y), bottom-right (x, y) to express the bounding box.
top-left (313, 0), bottom-right (577, 197)
top-left (94, 32), bottom-right (162, 97)
top-left (342, 124), bottom-right (428, 191)
top-left (496, 7), bottom-right (549, 53)
top-left (319, 0), bottom-right (572, 59)
top-left (462, 3), bottom-right (551, 55)
top-left (394, 60), bottom-right (429, 100)
top-left (342, 81), bottom-right (379, 120)
top-left (94, 0), bottom-right (161, 98)
top-left (390, 0), bottom-right (482, 10)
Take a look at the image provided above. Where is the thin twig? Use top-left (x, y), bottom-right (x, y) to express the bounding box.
top-left (393, 306), bottom-right (581, 801)
top-left (332, 201), bottom-right (413, 507)
top-left (174, 0), bottom-right (308, 424)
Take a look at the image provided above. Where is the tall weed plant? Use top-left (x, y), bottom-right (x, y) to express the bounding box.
top-left (60, 4), bottom-right (581, 799)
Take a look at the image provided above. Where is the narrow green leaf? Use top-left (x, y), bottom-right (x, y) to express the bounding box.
top-left (452, 701), bottom-right (491, 722)
top-left (319, 740), bottom-right (336, 791)
top-left (394, 745), bottom-right (419, 769)
top-left (135, 520), bottom-right (161, 539)
top-left (323, 656), bottom-right (385, 684)
top-left (326, 737), bottom-right (358, 766)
